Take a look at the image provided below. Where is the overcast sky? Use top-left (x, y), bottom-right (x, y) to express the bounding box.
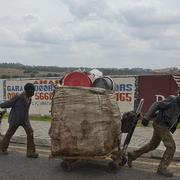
top-left (0, 0), bottom-right (180, 69)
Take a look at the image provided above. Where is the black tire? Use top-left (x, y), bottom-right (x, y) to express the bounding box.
top-left (61, 161), bottom-right (72, 172)
top-left (108, 161), bottom-right (118, 171)
top-left (119, 156), bottom-right (127, 166)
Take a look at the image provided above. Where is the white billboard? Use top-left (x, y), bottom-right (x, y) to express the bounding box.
top-left (112, 77), bottom-right (136, 114)
top-left (0, 79), bottom-right (5, 105)
top-left (5, 76), bottom-right (136, 115)
top-left (6, 78), bottom-right (60, 115)
top-left (0, 79), bottom-right (6, 112)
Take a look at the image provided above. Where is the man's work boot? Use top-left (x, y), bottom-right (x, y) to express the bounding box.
top-left (0, 143), bottom-right (8, 155)
top-left (25, 126), bottom-right (38, 158)
top-left (26, 152), bottom-right (39, 158)
top-left (157, 168), bottom-right (173, 177)
top-left (127, 152), bottom-right (135, 168)
top-left (0, 149), bottom-right (8, 155)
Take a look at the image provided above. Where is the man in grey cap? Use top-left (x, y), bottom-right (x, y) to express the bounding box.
top-left (127, 89), bottom-right (180, 177)
top-left (0, 83), bottom-right (38, 158)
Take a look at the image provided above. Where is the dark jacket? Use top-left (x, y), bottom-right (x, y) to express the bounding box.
top-left (144, 95), bottom-right (180, 130)
top-left (170, 115), bottom-right (180, 133)
top-left (0, 93), bottom-right (31, 127)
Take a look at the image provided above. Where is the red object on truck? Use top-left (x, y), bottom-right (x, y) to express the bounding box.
top-left (63, 71), bottom-right (92, 87)
top-left (138, 74), bottom-right (180, 113)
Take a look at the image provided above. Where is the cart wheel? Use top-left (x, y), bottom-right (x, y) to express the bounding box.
top-left (108, 161), bottom-right (118, 171)
top-left (61, 161), bottom-right (72, 172)
top-left (119, 156), bottom-right (127, 166)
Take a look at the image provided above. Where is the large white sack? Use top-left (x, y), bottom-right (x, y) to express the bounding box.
top-left (49, 86), bottom-right (121, 157)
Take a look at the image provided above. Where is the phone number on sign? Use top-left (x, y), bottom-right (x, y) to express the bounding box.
top-left (7, 92), bottom-right (53, 101)
top-left (34, 92), bottom-right (53, 100)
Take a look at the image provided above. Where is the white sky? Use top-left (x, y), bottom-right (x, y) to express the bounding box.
top-left (0, 0), bottom-right (180, 69)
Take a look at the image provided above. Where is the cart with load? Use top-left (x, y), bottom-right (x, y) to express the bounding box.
top-left (49, 70), bottom-right (144, 171)
top-left (49, 85), bottom-right (122, 171)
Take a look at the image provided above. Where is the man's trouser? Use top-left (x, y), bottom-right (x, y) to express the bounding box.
top-left (130, 122), bottom-right (176, 170)
top-left (0, 124), bottom-right (36, 155)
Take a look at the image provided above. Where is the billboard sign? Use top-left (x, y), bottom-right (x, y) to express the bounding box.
top-left (0, 79), bottom-right (5, 111)
top-left (5, 76), bottom-right (136, 115)
top-left (6, 78), bottom-right (60, 115)
top-left (112, 77), bottom-right (136, 114)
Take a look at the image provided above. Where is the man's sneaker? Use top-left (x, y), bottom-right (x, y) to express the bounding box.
top-left (127, 152), bottom-right (135, 168)
top-left (0, 149), bottom-right (8, 155)
top-left (157, 168), bottom-right (173, 177)
top-left (27, 152), bottom-right (39, 158)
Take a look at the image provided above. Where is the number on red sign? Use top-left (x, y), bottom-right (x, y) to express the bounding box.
top-left (116, 92), bottom-right (132, 102)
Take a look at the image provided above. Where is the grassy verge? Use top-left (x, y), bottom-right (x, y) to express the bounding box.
top-left (2, 113), bottom-right (180, 129)
top-left (30, 115), bottom-right (52, 122)
top-left (2, 113), bottom-right (52, 122)
top-left (136, 120), bottom-right (180, 129)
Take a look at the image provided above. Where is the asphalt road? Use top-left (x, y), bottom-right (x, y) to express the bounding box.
top-left (0, 144), bottom-right (179, 180)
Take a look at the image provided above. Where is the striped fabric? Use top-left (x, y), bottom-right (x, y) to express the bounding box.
top-left (173, 75), bottom-right (180, 88)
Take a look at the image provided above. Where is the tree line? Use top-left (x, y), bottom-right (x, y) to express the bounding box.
top-left (0, 63), bottom-right (179, 79)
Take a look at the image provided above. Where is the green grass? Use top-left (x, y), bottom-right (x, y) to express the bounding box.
top-left (136, 120), bottom-right (153, 128)
top-left (136, 120), bottom-right (180, 129)
top-left (177, 123), bottom-right (180, 129)
top-left (30, 115), bottom-right (52, 122)
top-left (2, 113), bottom-right (180, 129)
top-left (2, 113), bottom-right (52, 122)
top-left (3, 113), bottom-right (8, 119)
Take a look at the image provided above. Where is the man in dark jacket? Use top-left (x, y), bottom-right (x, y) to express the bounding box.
top-left (127, 90), bottom-right (180, 177)
top-left (0, 83), bottom-right (38, 158)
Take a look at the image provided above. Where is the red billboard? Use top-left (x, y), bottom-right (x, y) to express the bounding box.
top-left (138, 75), bottom-right (180, 113)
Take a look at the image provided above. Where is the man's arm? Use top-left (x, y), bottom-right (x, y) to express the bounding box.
top-left (142, 97), bottom-right (173, 126)
top-left (0, 95), bottom-right (19, 108)
top-left (144, 97), bottom-right (173, 120)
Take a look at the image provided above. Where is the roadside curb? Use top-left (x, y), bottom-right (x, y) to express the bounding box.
top-left (10, 136), bottom-right (51, 147)
top-left (5, 135), bottom-right (180, 162)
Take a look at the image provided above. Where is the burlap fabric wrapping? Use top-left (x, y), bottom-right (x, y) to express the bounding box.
top-left (49, 86), bottom-right (121, 157)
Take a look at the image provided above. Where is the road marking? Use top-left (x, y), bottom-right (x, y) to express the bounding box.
top-left (9, 144), bottom-right (50, 153)
top-left (10, 148), bottom-right (51, 158)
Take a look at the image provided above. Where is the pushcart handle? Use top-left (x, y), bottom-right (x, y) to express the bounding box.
top-left (136, 99), bottom-right (144, 115)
